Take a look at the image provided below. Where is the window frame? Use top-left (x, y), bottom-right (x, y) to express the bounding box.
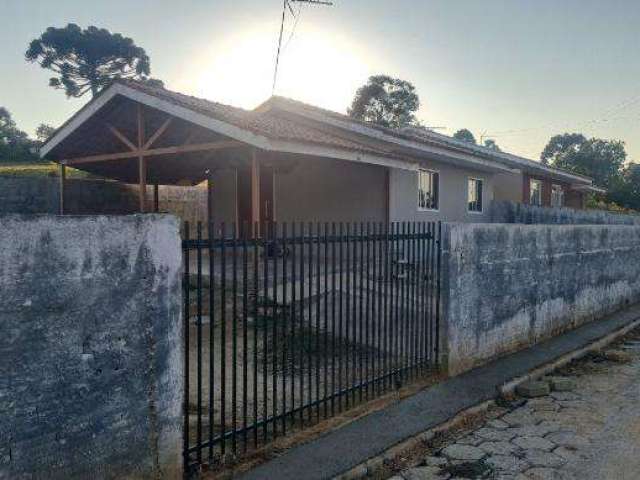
top-left (551, 183), bottom-right (564, 208)
top-left (529, 179), bottom-right (543, 206)
top-left (417, 168), bottom-right (440, 212)
top-left (467, 176), bottom-right (484, 213)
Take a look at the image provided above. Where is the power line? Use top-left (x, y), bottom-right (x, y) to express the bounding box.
top-left (272, 0), bottom-right (333, 95)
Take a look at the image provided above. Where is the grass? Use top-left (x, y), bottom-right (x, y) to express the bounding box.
top-left (0, 160), bottom-right (91, 178)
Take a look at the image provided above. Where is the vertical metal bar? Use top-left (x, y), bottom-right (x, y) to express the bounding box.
top-left (232, 223), bottom-right (238, 455)
top-left (183, 222), bottom-right (190, 469)
top-left (373, 222), bottom-right (380, 394)
top-left (436, 222), bottom-right (442, 365)
top-left (409, 222), bottom-right (417, 379)
top-left (208, 220), bottom-right (215, 460)
top-left (428, 222), bottom-right (435, 364)
top-left (220, 222), bottom-right (227, 456)
top-left (393, 222), bottom-right (400, 384)
top-left (358, 222), bottom-right (364, 402)
top-left (290, 223), bottom-right (297, 426)
top-left (416, 222), bottom-right (425, 372)
top-left (252, 222), bottom-right (259, 449)
top-left (323, 222), bottom-right (329, 417)
top-left (307, 222), bottom-right (313, 422)
top-left (272, 222), bottom-right (278, 437)
top-left (298, 222), bottom-right (305, 425)
top-left (364, 222), bottom-right (371, 400)
top-left (281, 223), bottom-right (288, 434)
top-left (345, 223), bottom-right (351, 409)
top-left (400, 222), bottom-right (407, 381)
top-left (330, 222), bottom-right (337, 416)
top-left (382, 222), bottom-right (389, 391)
top-left (315, 222), bottom-right (321, 421)
top-left (338, 222), bottom-right (344, 412)
top-left (262, 221), bottom-right (269, 442)
top-left (196, 222), bottom-right (203, 465)
top-left (242, 222), bottom-right (249, 452)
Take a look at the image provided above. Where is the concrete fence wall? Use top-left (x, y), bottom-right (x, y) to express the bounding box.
top-left (0, 215), bottom-right (183, 479)
top-left (491, 200), bottom-right (640, 225)
top-left (0, 175), bottom-right (207, 226)
top-left (441, 222), bottom-right (640, 375)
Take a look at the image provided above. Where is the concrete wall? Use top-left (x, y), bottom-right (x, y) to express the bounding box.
top-left (275, 156), bottom-right (387, 223)
top-left (0, 175), bottom-right (208, 226)
top-left (389, 158), bottom-right (495, 223)
top-left (491, 200), bottom-right (640, 225)
top-left (441, 222), bottom-right (640, 375)
top-left (0, 215), bottom-right (183, 479)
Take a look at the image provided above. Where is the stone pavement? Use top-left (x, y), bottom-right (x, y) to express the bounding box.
top-left (389, 329), bottom-right (640, 480)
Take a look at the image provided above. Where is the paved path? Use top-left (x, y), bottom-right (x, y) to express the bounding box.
top-left (391, 330), bottom-right (640, 480)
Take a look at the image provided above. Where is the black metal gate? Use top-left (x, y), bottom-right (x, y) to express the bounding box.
top-left (182, 221), bottom-right (441, 472)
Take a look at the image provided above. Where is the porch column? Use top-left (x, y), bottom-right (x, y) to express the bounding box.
top-left (251, 148), bottom-right (261, 232)
top-left (59, 163), bottom-right (66, 215)
top-left (137, 105), bottom-right (147, 213)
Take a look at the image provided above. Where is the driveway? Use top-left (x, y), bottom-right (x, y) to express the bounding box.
top-left (389, 329), bottom-right (640, 480)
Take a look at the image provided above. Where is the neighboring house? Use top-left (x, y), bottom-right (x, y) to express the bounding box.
top-left (40, 80), bottom-right (602, 226)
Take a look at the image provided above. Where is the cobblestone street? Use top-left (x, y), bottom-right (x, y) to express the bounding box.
top-left (388, 329), bottom-right (640, 480)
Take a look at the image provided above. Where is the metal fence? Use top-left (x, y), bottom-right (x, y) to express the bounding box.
top-left (182, 221), bottom-right (442, 472)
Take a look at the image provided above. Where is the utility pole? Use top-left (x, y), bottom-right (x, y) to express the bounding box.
top-left (272, 0), bottom-right (333, 94)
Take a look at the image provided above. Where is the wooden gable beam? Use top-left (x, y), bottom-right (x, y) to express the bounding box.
top-left (62, 139), bottom-right (245, 165)
top-left (107, 124), bottom-right (137, 151)
top-left (143, 117), bottom-right (173, 150)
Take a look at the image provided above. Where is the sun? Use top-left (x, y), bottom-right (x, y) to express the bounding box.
top-left (177, 23), bottom-right (377, 113)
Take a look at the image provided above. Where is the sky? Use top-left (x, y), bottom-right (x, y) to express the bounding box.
top-left (2, 0), bottom-right (640, 162)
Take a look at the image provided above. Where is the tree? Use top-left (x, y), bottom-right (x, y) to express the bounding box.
top-left (483, 138), bottom-right (501, 151)
top-left (35, 123), bottom-right (56, 143)
top-left (548, 137), bottom-right (625, 189)
top-left (453, 128), bottom-right (476, 144)
top-left (540, 133), bottom-right (586, 165)
top-left (348, 75), bottom-right (421, 128)
top-left (26, 24), bottom-right (155, 98)
top-left (0, 107), bottom-right (37, 162)
top-left (606, 163), bottom-right (640, 211)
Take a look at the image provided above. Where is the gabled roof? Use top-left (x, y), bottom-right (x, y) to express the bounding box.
top-left (258, 95), bottom-right (595, 186)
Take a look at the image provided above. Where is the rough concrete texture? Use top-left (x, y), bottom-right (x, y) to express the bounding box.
top-left (441, 223), bottom-right (640, 374)
top-left (0, 214), bottom-right (183, 479)
top-left (491, 200), bottom-right (640, 226)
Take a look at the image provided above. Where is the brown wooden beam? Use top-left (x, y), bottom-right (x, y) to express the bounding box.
top-left (107, 124), bottom-right (137, 151)
top-left (143, 117), bottom-right (172, 150)
top-left (62, 140), bottom-right (244, 165)
top-left (138, 105), bottom-right (146, 213)
top-left (59, 164), bottom-right (66, 215)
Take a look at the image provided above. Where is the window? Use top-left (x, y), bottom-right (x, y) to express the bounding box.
top-left (468, 178), bottom-right (483, 212)
top-left (529, 179), bottom-right (542, 206)
top-left (551, 184), bottom-right (564, 208)
top-left (418, 169), bottom-right (439, 210)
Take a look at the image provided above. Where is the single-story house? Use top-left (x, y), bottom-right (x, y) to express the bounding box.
top-left (40, 80), bottom-right (603, 226)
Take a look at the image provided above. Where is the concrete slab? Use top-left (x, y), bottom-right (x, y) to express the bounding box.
top-left (239, 303), bottom-right (640, 480)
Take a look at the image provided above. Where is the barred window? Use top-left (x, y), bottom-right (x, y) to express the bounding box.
top-left (418, 169), bottom-right (439, 210)
top-left (468, 178), bottom-right (483, 212)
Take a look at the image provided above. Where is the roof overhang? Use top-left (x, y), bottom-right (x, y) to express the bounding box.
top-left (41, 83), bottom-right (419, 172)
top-left (573, 184), bottom-right (607, 194)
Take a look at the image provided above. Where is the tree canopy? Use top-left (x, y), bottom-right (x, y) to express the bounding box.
top-left (453, 129), bottom-right (476, 144)
top-left (348, 75), bottom-right (421, 128)
top-left (540, 132), bottom-right (639, 211)
top-left (35, 123), bottom-right (56, 143)
top-left (483, 138), bottom-right (501, 151)
top-left (0, 108), bottom-right (38, 162)
top-left (26, 24), bottom-right (161, 98)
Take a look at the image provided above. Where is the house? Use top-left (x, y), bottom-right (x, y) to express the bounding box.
top-left (40, 80), bottom-right (602, 226)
